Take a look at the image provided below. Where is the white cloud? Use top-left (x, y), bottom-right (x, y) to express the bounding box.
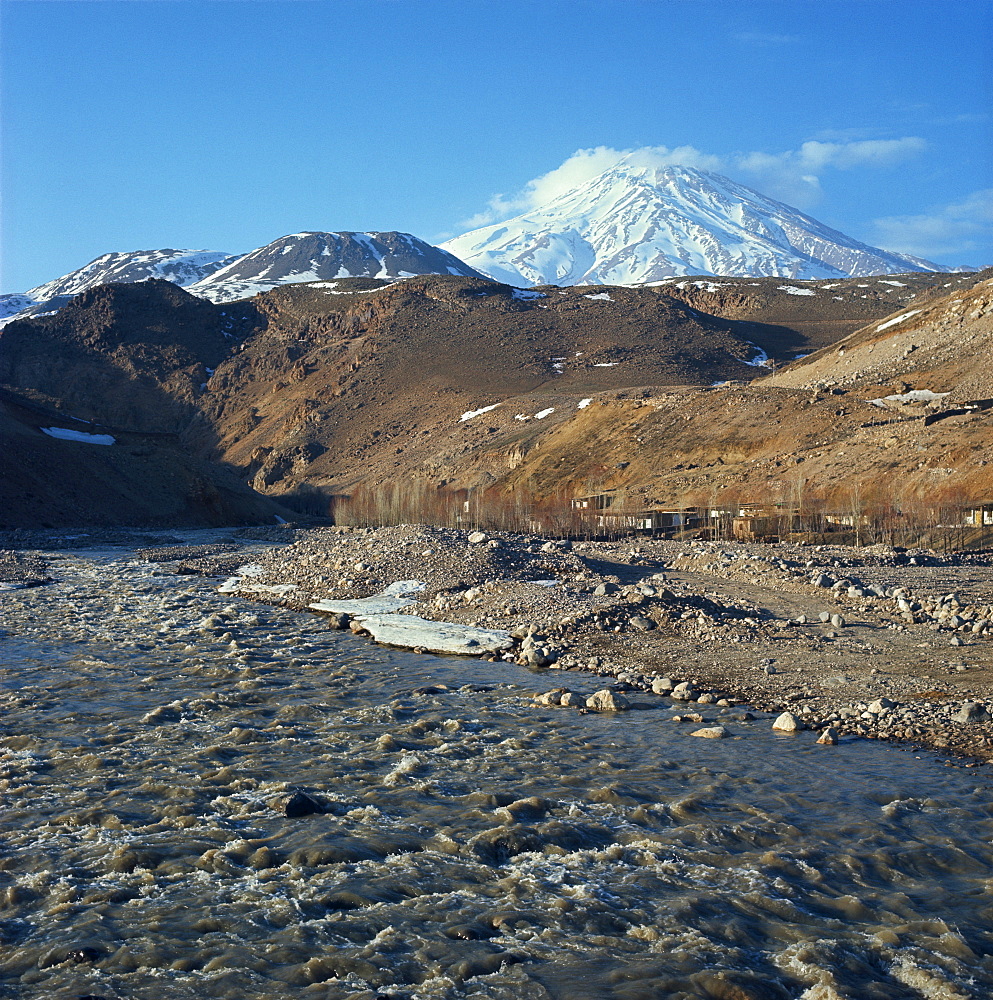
top-left (871, 189), bottom-right (993, 259)
top-left (460, 138), bottom-right (929, 228)
top-left (736, 137), bottom-right (928, 208)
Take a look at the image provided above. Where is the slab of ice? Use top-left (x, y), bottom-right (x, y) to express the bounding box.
top-left (218, 578), bottom-right (298, 596)
top-left (351, 613), bottom-right (514, 655)
top-left (310, 581), bottom-right (510, 654)
top-left (309, 580), bottom-right (425, 616)
top-left (41, 427), bottom-right (115, 445)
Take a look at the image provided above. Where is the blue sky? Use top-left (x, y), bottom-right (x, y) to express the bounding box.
top-left (2, 0), bottom-right (990, 292)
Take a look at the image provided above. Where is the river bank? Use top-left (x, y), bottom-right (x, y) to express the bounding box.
top-left (6, 523), bottom-right (990, 766)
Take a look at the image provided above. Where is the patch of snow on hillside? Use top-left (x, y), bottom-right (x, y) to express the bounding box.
top-left (577, 398), bottom-right (593, 409)
top-left (592, 362), bottom-right (619, 367)
top-left (512, 288), bottom-right (547, 300)
top-left (41, 427), bottom-right (116, 445)
top-left (876, 310), bottom-right (922, 333)
top-left (879, 280), bottom-right (907, 287)
top-left (534, 408), bottom-right (555, 419)
top-left (459, 403), bottom-right (501, 422)
top-left (870, 389), bottom-right (950, 408)
top-left (778, 285), bottom-right (816, 296)
top-left (743, 344), bottom-right (771, 367)
top-left (584, 292), bottom-right (613, 301)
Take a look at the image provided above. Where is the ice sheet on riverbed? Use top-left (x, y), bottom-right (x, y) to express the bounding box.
top-left (310, 581), bottom-right (513, 655)
top-left (350, 613), bottom-right (514, 655)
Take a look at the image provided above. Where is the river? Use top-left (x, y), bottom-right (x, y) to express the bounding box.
top-left (1, 541), bottom-right (991, 999)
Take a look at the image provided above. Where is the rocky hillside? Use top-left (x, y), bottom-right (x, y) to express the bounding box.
top-left (463, 277), bottom-right (993, 513)
top-left (0, 281), bottom-right (290, 527)
top-left (2, 270), bottom-right (990, 528)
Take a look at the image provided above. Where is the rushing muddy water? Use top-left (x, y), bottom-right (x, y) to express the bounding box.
top-left (1, 544), bottom-right (992, 999)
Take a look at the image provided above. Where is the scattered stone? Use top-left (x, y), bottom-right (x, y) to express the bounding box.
top-left (954, 702), bottom-right (992, 724)
top-left (816, 727), bottom-right (839, 745)
top-left (772, 712), bottom-right (804, 733)
top-left (691, 726), bottom-right (728, 739)
top-left (586, 689), bottom-right (630, 712)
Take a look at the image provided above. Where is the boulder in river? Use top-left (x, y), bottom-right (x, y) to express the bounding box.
top-left (586, 689), bottom-right (630, 712)
top-left (772, 712), bottom-right (804, 733)
top-left (690, 726), bottom-right (728, 739)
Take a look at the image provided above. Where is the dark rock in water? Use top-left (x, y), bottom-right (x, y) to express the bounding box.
top-left (64, 947), bottom-right (104, 964)
top-left (470, 825), bottom-right (544, 864)
top-left (40, 945), bottom-right (105, 968)
top-left (280, 789), bottom-right (326, 817)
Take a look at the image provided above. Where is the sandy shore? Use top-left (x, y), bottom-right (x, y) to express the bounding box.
top-left (4, 523), bottom-right (992, 765)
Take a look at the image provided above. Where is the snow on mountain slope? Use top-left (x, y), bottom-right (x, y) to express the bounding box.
top-left (186, 231), bottom-right (486, 303)
top-left (26, 249), bottom-right (238, 301)
top-left (442, 159), bottom-right (953, 286)
top-left (0, 294), bottom-right (39, 322)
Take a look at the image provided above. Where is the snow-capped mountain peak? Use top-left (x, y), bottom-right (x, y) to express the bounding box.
top-left (442, 158), bottom-right (951, 285)
top-left (185, 231), bottom-right (486, 302)
top-left (27, 248), bottom-right (239, 301)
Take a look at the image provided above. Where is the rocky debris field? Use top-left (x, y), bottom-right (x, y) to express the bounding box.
top-left (0, 549), bottom-right (51, 589)
top-left (131, 524), bottom-right (993, 767)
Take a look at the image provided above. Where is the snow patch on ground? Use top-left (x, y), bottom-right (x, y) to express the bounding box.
top-left (870, 389), bottom-right (951, 408)
top-left (743, 344), bottom-right (771, 367)
top-left (592, 362), bottom-right (619, 367)
top-left (309, 581), bottom-right (511, 655)
top-left (534, 407), bottom-right (555, 419)
top-left (584, 292), bottom-right (613, 301)
top-left (40, 427), bottom-right (116, 445)
top-left (577, 398), bottom-right (593, 409)
top-left (876, 310), bottom-right (922, 332)
top-left (460, 403), bottom-right (501, 422)
top-left (777, 285), bottom-right (816, 296)
top-left (512, 288), bottom-right (547, 300)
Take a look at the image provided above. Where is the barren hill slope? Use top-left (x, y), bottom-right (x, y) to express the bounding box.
top-left (3, 271), bottom-right (990, 528)
top-left (197, 275), bottom-right (777, 501)
top-left (451, 279), bottom-right (993, 513)
top-left (0, 281), bottom-right (289, 527)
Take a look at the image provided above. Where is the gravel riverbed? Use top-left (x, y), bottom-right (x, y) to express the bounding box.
top-left (13, 523), bottom-right (983, 767)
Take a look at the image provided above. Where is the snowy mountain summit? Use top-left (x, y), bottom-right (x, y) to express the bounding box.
top-left (186, 231), bottom-right (486, 303)
top-left (0, 249), bottom-right (238, 324)
top-left (442, 159), bottom-right (949, 285)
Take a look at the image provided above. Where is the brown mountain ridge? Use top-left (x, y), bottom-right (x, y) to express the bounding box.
top-left (0, 270), bottom-right (989, 528)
